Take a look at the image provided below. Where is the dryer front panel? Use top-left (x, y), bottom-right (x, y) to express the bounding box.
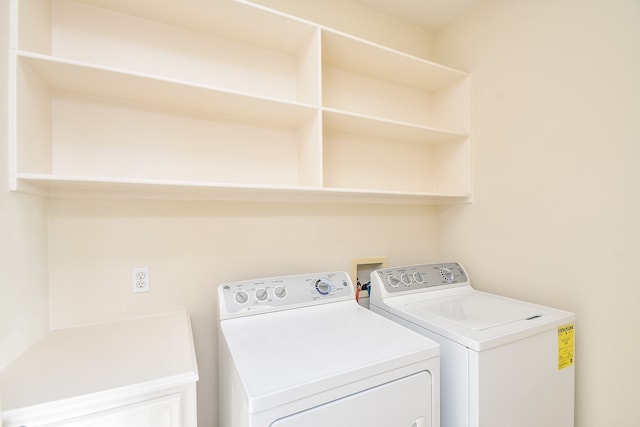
top-left (270, 371), bottom-right (432, 427)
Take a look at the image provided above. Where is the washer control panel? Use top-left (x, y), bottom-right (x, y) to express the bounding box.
top-left (372, 262), bottom-right (469, 295)
top-left (219, 271), bottom-right (353, 318)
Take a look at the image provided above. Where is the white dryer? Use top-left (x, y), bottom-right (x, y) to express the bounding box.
top-left (217, 271), bottom-right (440, 427)
top-left (369, 262), bottom-right (575, 427)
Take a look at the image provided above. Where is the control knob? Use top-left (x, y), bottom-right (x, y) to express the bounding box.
top-left (235, 290), bottom-right (249, 304)
top-left (274, 286), bottom-right (287, 299)
top-left (255, 288), bottom-right (268, 301)
top-left (387, 275), bottom-right (401, 288)
top-left (440, 267), bottom-right (455, 283)
top-left (315, 278), bottom-right (332, 295)
top-left (400, 272), bottom-right (412, 286)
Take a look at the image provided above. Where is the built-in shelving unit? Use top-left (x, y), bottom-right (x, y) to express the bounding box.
top-left (8, 0), bottom-right (471, 204)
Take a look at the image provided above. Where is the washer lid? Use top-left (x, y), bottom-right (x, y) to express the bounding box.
top-left (388, 287), bottom-right (575, 351)
top-left (409, 292), bottom-right (544, 331)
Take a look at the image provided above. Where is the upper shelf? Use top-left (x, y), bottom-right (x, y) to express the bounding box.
top-left (14, 173), bottom-right (471, 205)
top-left (23, 0), bottom-right (316, 56)
top-left (17, 53), bottom-right (318, 127)
top-left (322, 30), bottom-right (467, 92)
top-left (323, 108), bottom-right (468, 145)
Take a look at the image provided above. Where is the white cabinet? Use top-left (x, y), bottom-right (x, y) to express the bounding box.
top-left (8, 0), bottom-right (470, 204)
top-left (0, 312), bottom-right (199, 427)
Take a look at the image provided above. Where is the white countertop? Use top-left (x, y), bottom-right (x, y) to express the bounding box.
top-left (0, 311), bottom-right (199, 413)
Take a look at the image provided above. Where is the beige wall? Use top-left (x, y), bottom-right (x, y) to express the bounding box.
top-left (248, 0), bottom-right (435, 59)
top-left (47, 199), bottom-right (437, 425)
top-left (1, 1), bottom-right (439, 426)
top-left (4, 0), bottom-right (640, 426)
top-left (0, 0), bottom-right (50, 371)
top-left (39, 3), bottom-right (440, 425)
top-left (435, 0), bottom-right (640, 425)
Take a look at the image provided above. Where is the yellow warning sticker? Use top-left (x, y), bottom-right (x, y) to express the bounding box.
top-left (557, 323), bottom-right (575, 370)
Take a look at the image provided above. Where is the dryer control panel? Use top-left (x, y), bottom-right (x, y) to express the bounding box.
top-left (372, 262), bottom-right (469, 296)
top-left (218, 271), bottom-right (354, 319)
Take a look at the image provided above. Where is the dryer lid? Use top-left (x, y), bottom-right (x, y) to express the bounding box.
top-left (221, 300), bottom-right (439, 413)
top-left (406, 292), bottom-right (544, 331)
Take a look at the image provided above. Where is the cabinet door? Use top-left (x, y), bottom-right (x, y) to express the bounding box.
top-left (46, 394), bottom-right (182, 427)
top-left (271, 371), bottom-right (432, 427)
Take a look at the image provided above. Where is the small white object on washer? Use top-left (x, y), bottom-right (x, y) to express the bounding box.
top-left (218, 271), bottom-right (440, 427)
top-left (370, 262), bottom-right (575, 427)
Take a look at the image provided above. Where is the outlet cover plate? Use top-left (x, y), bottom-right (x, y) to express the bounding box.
top-left (132, 267), bottom-right (150, 293)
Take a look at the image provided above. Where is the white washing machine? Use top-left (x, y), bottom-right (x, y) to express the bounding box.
top-left (218, 271), bottom-right (440, 427)
top-left (369, 262), bottom-right (575, 427)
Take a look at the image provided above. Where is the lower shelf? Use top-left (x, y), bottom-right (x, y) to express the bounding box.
top-left (12, 174), bottom-right (472, 205)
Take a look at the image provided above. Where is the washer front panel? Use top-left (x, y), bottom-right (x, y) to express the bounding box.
top-left (374, 262), bottom-right (468, 295)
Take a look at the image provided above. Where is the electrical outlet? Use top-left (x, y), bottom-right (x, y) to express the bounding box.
top-left (132, 267), bottom-right (150, 293)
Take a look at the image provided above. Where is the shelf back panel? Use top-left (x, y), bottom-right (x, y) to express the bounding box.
top-left (49, 94), bottom-right (303, 186)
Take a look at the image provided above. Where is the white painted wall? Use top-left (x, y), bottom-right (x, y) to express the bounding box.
top-left (248, 0), bottom-right (435, 59)
top-left (0, 0), bottom-right (49, 371)
top-left (1, 1), bottom-right (439, 425)
top-left (4, 0), bottom-right (638, 426)
top-left (47, 199), bottom-right (437, 426)
top-left (434, 0), bottom-right (640, 425)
